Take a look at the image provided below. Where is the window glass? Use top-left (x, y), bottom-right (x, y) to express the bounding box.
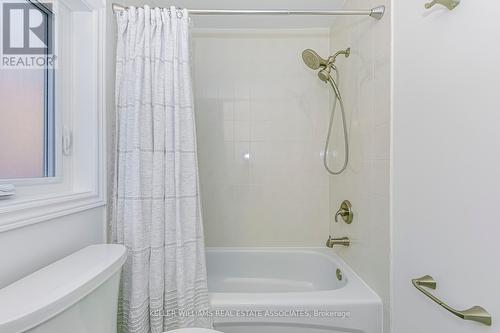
top-left (0, 1), bottom-right (54, 180)
top-left (0, 69), bottom-right (49, 179)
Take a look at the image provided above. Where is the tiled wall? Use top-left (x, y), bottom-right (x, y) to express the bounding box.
top-left (193, 29), bottom-right (332, 246)
top-left (328, 0), bottom-right (391, 331)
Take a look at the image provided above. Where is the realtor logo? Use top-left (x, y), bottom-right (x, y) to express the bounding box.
top-left (1, 1), bottom-right (56, 68)
top-left (2, 2), bottom-right (53, 54)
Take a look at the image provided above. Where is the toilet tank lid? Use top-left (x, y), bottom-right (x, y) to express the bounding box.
top-left (0, 244), bottom-right (126, 333)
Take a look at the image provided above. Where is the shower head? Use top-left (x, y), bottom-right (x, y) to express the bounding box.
top-left (303, 47), bottom-right (350, 87)
top-left (302, 48), bottom-right (350, 72)
top-left (318, 67), bottom-right (331, 83)
top-left (302, 49), bottom-right (328, 70)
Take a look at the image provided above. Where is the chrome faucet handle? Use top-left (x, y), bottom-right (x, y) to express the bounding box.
top-left (334, 209), bottom-right (344, 222)
top-left (334, 200), bottom-right (353, 224)
top-left (424, 0), bottom-right (460, 10)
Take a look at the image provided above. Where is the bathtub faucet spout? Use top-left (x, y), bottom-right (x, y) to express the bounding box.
top-left (326, 236), bottom-right (350, 248)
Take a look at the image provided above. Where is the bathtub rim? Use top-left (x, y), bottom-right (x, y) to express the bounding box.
top-left (206, 247), bottom-right (382, 308)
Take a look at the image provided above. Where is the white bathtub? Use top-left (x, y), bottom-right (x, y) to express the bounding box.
top-left (206, 248), bottom-right (382, 333)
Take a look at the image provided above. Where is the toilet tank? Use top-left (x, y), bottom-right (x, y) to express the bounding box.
top-left (0, 244), bottom-right (126, 333)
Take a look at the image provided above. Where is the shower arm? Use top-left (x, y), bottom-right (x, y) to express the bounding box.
top-left (331, 49), bottom-right (350, 62)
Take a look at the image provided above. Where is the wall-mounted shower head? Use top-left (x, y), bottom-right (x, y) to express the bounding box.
top-left (302, 49), bottom-right (328, 70)
top-left (302, 48), bottom-right (350, 84)
top-left (302, 48), bottom-right (351, 74)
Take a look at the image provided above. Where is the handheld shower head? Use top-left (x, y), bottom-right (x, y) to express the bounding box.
top-left (302, 49), bottom-right (328, 70)
top-left (301, 48), bottom-right (351, 176)
top-left (318, 67), bottom-right (331, 83)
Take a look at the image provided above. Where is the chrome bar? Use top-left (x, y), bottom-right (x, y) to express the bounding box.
top-left (412, 275), bottom-right (492, 326)
top-left (111, 3), bottom-right (385, 20)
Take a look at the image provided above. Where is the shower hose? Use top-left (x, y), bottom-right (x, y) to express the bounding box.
top-left (323, 70), bottom-right (349, 175)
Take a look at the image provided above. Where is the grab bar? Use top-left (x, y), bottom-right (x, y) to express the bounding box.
top-left (412, 275), bottom-right (492, 326)
top-left (424, 0), bottom-right (460, 10)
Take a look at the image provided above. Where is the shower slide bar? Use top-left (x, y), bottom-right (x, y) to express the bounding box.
top-left (111, 4), bottom-right (385, 20)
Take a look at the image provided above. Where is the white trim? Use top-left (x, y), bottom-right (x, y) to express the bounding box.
top-left (0, 192), bottom-right (105, 233)
top-left (58, 0), bottom-right (105, 12)
top-left (97, 6), bottom-right (107, 206)
top-left (0, 177), bottom-right (63, 186)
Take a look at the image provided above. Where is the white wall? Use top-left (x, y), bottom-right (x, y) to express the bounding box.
top-left (0, 208), bottom-right (105, 288)
top-left (193, 29), bottom-right (332, 246)
top-left (392, 1), bottom-right (500, 332)
top-left (328, 0), bottom-right (391, 331)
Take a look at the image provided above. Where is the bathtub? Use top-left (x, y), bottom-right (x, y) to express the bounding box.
top-left (206, 248), bottom-right (382, 333)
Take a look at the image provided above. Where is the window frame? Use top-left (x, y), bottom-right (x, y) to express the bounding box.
top-left (0, 0), bottom-right (106, 232)
top-left (39, 0), bottom-right (56, 178)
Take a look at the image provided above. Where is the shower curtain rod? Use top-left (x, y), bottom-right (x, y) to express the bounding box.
top-left (111, 4), bottom-right (385, 20)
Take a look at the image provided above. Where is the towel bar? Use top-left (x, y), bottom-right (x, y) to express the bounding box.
top-left (412, 275), bottom-right (491, 326)
top-left (424, 0), bottom-right (460, 10)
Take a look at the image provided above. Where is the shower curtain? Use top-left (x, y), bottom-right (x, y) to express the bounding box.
top-left (112, 6), bottom-right (211, 333)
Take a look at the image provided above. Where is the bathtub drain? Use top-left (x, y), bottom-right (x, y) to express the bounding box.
top-left (336, 269), bottom-right (343, 281)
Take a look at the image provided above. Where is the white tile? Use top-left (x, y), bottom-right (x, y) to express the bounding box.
top-left (329, 15), bottom-right (391, 332)
top-left (370, 159), bottom-right (390, 196)
top-left (250, 120), bottom-right (272, 142)
top-left (223, 121), bottom-right (234, 142)
top-left (234, 121), bottom-right (250, 142)
top-left (373, 61), bottom-right (390, 126)
top-left (218, 82), bottom-right (234, 100)
top-left (222, 101), bottom-right (234, 121)
top-left (193, 30), bottom-right (337, 247)
top-left (372, 123), bottom-right (390, 160)
top-left (235, 83), bottom-right (251, 100)
top-left (231, 142), bottom-right (250, 184)
top-left (234, 100), bottom-right (250, 121)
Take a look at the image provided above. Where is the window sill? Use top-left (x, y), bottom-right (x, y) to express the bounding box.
top-left (0, 191), bottom-right (105, 232)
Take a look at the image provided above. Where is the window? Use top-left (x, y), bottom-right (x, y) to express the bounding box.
top-left (0, 0), bottom-right (105, 231)
top-left (0, 1), bottom-right (54, 179)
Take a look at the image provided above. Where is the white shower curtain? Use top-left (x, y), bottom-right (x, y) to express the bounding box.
top-left (112, 6), bottom-right (211, 333)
